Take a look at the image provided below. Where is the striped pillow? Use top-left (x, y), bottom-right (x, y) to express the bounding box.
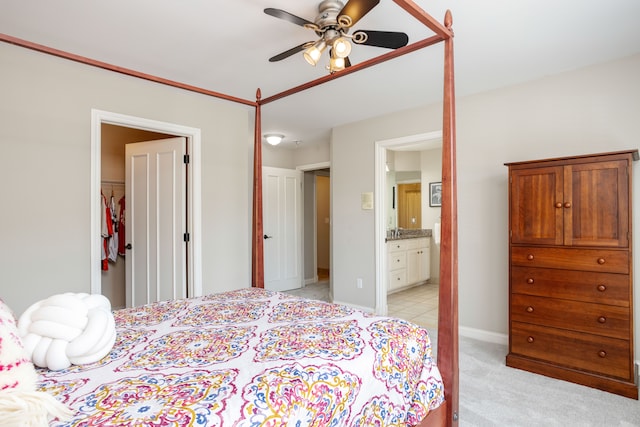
top-left (0, 298), bottom-right (73, 425)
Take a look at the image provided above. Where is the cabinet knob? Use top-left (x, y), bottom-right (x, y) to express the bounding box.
top-left (527, 336), bottom-right (534, 343)
top-left (527, 254), bottom-right (534, 261)
top-left (526, 278), bottom-right (534, 284)
top-left (555, 202), bottom-right (562, 208)
top-left (526, 306), bottom-right (534, 313)
top-left (598, 350), bottom-right (607, 358)
top-left (597, 258), bottom-right (605, 265)
top-left (598, 316), bottom-right (606, 324)
top-left (564, 202), bottom-right (572, 208)
top-left (597, 284), bottom-right (606, 292)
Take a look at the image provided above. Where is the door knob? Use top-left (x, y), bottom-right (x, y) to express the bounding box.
top-left (263, 234), bottom-right (273, 239)
top-left (125, 243), bottom-right (132, 250)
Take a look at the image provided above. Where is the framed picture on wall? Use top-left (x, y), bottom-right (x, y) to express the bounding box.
top-left (429, 182), bottom-right (442, 207)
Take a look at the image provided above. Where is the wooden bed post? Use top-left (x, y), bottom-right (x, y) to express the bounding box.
top-left (252, 89), bottom-right (265, 288)
top-left (438, 9), bottom-right (460, 426)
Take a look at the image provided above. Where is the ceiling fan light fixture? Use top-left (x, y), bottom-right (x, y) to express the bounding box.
top-left (332, 37), bottom-right (351, 58)
top-left (303, 39), bottom-right (326, 66)
top-left (329, 55), bottom-right (346, 73)
top-left (264, 134), bottom-right (284, 146)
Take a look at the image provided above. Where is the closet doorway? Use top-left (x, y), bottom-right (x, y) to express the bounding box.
top-left (91, 110), bottom-right (203, 309)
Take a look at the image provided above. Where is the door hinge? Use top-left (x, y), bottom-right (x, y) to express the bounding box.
top-left (184, 232), bottom-right (190, 242)
top-left (184, 154), bottom-right (190, 164)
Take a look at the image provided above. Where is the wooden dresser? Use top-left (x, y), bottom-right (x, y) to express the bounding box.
top-left (505, 150), bottom-right (639, 399)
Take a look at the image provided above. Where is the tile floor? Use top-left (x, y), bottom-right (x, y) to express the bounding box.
top-left (284, 281), bottom-right (439, 329)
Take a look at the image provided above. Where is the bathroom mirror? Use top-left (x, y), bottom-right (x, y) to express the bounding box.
top-left (395, 171), bottom-right (422, 229)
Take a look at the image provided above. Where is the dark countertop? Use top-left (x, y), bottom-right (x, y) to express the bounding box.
top-left (385, 229), bottom-right (432, 242)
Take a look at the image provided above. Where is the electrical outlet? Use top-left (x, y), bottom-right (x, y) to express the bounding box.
top-left (357, 278), bottom-right (363, 289)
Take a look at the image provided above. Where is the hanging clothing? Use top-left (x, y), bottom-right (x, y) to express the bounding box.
top-left (101, 192), bottom-right (114, 271)
top-left (108, 195), bottom-right (118, 263)
top-left (118, 196), bottom-right (126, 257)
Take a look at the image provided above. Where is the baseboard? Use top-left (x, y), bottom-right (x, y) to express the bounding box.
top-left (304, 277), bottom-right (318, 285)
top-left (460, 326), bottom-right (508, 346)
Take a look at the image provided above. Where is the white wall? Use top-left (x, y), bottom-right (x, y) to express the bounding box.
top-left (0, 42), bottom-right (252, 314)
top-left (331, 54), bottom-right (640, 351)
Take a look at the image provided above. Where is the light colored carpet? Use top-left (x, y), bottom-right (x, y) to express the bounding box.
top-left (458, 336), bottom-right (640, 426)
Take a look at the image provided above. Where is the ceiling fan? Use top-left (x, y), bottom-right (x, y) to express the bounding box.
top-left (265, 0), bottom-right (409, 73)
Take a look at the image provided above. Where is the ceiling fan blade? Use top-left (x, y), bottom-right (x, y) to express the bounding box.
top-left (352, 30), bottom-right (409, 49)
top-left (338, 0), bottom-right (380, 27)
top-left (264, 8), bottom-right (315, 27)
top-left (269, 42), bottom-right (314, 62)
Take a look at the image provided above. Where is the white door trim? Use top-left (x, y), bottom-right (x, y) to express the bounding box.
top-left (90, 109), bottom-right (202, 299)
top-left (374, 131), bottom-right (442, 316)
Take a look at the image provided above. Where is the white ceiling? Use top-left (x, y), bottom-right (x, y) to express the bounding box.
top-left (3, 0), bottom-right (640, 148)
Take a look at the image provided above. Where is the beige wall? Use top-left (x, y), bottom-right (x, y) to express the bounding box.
top-left (331, 54), bottom-right (640, 351)
top-left (0, 42), bottom-right (252, 314)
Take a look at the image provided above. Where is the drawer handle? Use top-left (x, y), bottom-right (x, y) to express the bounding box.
top-left (598, 350), bottom-right (607, 358)
top-left (526, 278), bottom-right (534, 284)
top-left (598, 316), bottom-right (606, 324)
top-left (555, 202), bottom-right (562, 208)
top-left (526, 306), bottom-right (534, 313)
top-left (597, 284), bottom-right (606, 292)
top-left (564, 202), bottom-right (571, 208)
top-left (527, 254), bottom-right (534, 261)
top-left (527, 336), bottom-right (534, 343)
top-left (597, 258), bottom-right (605, 265)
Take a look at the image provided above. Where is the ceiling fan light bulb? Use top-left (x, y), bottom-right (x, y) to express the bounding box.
top-left (265, 134), bottom-right (284, 146)
top-left (329, 56), bottom-right (345, 72)
top-left (333, 37), bottom-right (351, 58)
top-left (303, 40), bottom-right (326, 66)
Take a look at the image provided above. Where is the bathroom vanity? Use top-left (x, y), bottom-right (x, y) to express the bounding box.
top-left (387, 229), bottom-right (432, 293)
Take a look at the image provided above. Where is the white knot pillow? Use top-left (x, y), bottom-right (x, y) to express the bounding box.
top-left (18, 293), bottom-right (116, 371)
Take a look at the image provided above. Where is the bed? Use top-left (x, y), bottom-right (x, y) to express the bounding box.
top-left (35, 288), bottom-right (443, 425)
top-left (2, 0), bottom-right (459, 425)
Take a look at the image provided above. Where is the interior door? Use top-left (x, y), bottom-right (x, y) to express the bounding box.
top-left (125, 137), bottom-right (187, 307)
top-left (263, 167), bottom-right (303, 292)
top-left (398, 183), bottom-right (421, 228)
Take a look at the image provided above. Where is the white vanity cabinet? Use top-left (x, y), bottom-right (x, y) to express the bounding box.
top-left (387, 240), bottom-right (408, 292)
top-left (406, 237), bottom-right (430, 285)
top-left (387, 237), bottom-right (430, 293)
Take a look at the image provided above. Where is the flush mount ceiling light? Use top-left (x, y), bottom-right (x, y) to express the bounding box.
top-left (264, 134), bottom-right (284, 146)
top-left (265, 0), bottom-right (408, 74)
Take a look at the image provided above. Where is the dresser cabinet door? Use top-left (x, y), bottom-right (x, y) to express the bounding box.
top-left (510, 166), bottom-right (564, 245)
top-left (564, 160), bottom-right (629, 248)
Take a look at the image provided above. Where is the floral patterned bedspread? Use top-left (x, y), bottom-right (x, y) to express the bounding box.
top-left (39, 288), bottom-right (444, 426)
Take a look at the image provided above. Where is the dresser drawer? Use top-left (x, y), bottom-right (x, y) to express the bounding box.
top-left (511, 266), bottom-right (630, 307)
top-left (511, 321), bottom-right (633, 380)
top-left (511, 294), bottom-right (630, 339)
top-left (511, 246), bottom-right (629, 274)
top-left (389, 252), bottom-right (406, 271)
